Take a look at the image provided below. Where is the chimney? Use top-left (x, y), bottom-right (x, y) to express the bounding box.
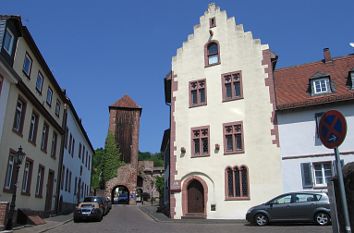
top-left (323, 48), bottom-right (332, 63)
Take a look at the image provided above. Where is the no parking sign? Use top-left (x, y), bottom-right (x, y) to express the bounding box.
top-left (319, 110), bottom-right (347, 149)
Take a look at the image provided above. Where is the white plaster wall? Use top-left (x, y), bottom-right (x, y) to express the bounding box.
top-left (60, 108), bottom-right (93, 205)
top-left (12, 37), bottom-right (64, 126)
top-left (0, 61), bottom-right (17, 141)
top-left (0, 78), bottom-right (11, 140)
top-left (171, 4), bottom-right (282, 219)
top-left (278, 104), bottom-right (354, 192)
top-left (0, 85), bottom-right (61, 211)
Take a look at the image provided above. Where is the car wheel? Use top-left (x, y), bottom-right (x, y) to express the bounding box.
top-left (315, 212), bottom-right (330, 226)
top-left (254, 213), bottom-right (269, 226)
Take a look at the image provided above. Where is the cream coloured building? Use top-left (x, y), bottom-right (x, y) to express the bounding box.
top-left (164, 4), bottom-right (283, 219)
top-left (0, 16), bottom-right (66, 217)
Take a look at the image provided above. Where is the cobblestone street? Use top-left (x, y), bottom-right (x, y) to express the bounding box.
top-left (46, 205), bottom-right (332, 233)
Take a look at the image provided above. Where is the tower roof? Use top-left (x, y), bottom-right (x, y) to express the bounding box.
top-left (110, 95), bottom-right (141, 109)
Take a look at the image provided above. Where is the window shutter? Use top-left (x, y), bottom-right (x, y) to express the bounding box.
top-left (301, 163), bottom-right (313, 188)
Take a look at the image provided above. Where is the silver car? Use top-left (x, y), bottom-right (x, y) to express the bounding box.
top-left (246, 192), bottom-right (331, 226)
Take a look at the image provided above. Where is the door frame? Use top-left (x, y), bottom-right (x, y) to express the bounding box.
top-left (44, 169), bottom-right (55, 213)
top-left (182, 176), bottom-right (208, 217)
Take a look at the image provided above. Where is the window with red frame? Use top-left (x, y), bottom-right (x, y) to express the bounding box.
top-left (222, 72), bottom-right (243, 102)
top-left (206, 42), bottom-right (220, 66)
top-left (226, 166), bottom-right (249, 199)
top-left (189, 79), bottom-right (206, 107)
top-left (224, 122), bottom-right (244, 154)
top-left (191, 127), bottom-right (209, 156)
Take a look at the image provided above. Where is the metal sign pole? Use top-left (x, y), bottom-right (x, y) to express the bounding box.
top-left (334, 147), bottom-right (352, 233)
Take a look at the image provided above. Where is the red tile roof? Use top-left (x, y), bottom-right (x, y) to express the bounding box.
top-left (110, 95), bottom-right (141, 109)
top-left (274, 52), bottom-right (354, 110)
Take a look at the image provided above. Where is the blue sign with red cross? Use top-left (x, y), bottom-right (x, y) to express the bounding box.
top-left (319, 110), bottom-right (347, 149)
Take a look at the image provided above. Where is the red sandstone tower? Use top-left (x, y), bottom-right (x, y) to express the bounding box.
top-left (106, 95), bottom-right (142, 204)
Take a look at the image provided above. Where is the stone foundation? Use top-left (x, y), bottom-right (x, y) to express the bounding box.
top-left (0, 202), bottom-right (9, 230)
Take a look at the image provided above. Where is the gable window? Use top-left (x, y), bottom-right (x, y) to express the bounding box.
top-left (3, 28), bottom-right (14, 55)
top-left (22, 53), bottom-right (32, 78)
top-left (191, 126), bottom-right (210, 157)
top-left (51, 132), bottom-right (58, 158)
top-left (225, 166), bottom-right (249, 200)
top-left (21, 158), bottom-right (33, 195)
top-left (222, 71), bottom-right (243, 102)
top-left (35, 165), bottom-right (45, 197)
top-left (209, 17), bottom-right (216, 28)
top-left (28, 112), bottom-right (39, 144)
top-left (46, 87), bottom-right (53, 106)
top-left (311, 77), bottom-right (331, 95)
top-left (223, 121), bottom-right (244, 154)
top-left (40, 122), bottom-right (49, 152)
top-left (13, 97), bottom-right (26, 134)
top-left (4, 153), bottom-right (15, 190)
top-left (189, 79), bottom-right (206, 107)
top-left (55, 99), bottom-right (61, 117)
top-left (36, 72), bottom-right (44, 94)
top-left (205, 41), bottom-right (220, 66)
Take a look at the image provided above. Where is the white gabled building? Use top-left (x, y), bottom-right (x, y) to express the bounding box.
top-left (275, 48), bottom-right (354, 192)
top-left (165, 4), bottom-right (283, 219)
top-left (58, 98), bottom-right (94, 213)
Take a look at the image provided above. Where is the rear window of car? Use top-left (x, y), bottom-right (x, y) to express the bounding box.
top-left (81, 204), bottom-right (94, 208)
top-left (84, 197), bottom-right (102, 203)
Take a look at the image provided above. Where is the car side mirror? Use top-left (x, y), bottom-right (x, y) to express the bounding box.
top-left (269, 202), bottom-right (273, 208)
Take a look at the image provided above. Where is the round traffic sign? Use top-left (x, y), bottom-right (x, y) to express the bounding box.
top-left (319, 110), bottom-right (347, 149)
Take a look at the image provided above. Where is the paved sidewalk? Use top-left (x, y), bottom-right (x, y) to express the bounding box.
top-left (139, 205), bottom-right (246, 224)
top-left (1, 213), bottom-right (73, 233)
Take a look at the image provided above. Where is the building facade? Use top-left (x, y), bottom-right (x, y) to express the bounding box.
top-left (165, 4), bottom-right (282, 219)
top-left (58, 98), bottom-right (94, 213)
top-left (275, 48), bottom-right (354, 192)
top-left (0, 16), bottom-right (66, 217)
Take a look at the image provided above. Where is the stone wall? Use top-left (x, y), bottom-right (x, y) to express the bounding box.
top-left (0, 202), bottom-right (9, 230)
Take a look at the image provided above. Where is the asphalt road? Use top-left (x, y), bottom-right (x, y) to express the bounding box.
top-left (47, 205), bottom-right (332, 233)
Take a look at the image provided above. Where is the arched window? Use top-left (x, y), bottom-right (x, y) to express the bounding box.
top-left (205, 41), bottom-right (220, 66)
top-left (225, 166), bottom-right (249, 199)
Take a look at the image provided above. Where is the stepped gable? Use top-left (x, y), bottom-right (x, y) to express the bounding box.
top-left (110, 95), bottom-right (141, 109)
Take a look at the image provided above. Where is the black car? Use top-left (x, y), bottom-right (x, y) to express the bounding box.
top-left (73, 202), bottom-right (103, 222)
top-left (84, 196), bottom-right (109, 215)
top-left (246, 192), bottom-right (331, 226)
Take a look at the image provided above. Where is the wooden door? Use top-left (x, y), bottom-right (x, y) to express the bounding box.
top-left (45, 170), bottom-right (54, 212)
top-left (187, 180), bottom-right (204, 213)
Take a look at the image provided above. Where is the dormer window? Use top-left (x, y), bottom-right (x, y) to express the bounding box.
top-left (205, 41), bottom-right (220, 67)
top-left (3, 28), bottom-right (14, 55)
top-left (311, 77), bottom-right (331, 95)
top-left (350, 70), bottom-right (354, 90)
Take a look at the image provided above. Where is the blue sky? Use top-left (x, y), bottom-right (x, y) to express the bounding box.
top-left (2, 1), bottom-right (353, 153)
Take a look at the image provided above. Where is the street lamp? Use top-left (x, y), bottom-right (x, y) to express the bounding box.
top-left (5, 146), bottom-right (26, 230)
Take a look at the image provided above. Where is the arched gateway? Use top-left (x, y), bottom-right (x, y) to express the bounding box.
top-left (182, 176), bottom-right (208, 218)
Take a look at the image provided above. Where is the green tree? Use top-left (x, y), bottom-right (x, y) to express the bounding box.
top-left (91, 148), bottom-right (104, 190)
top-left (138, 151), bottom-right (164, 167)
top-left (102, 132), bottom-right (123, 184)
top-left (91, 133), bottom-right (123, 190)
top-left (155, 176), bottom-right (164, 198)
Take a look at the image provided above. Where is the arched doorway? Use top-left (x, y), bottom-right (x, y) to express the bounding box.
top-left (187, 179), bottom-right (204, 214)
top-left (111, 185), bottom-right (129, 204)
